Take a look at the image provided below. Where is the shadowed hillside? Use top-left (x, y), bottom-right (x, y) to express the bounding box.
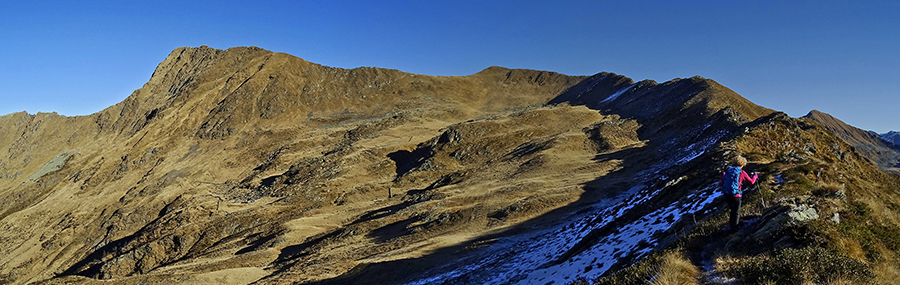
top-left (591, 111), bottom-right (900, 285)
top-left (881, 131), bottom-right (900, 146)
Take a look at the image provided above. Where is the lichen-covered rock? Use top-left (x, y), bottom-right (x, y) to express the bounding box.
top-left (786, 204), bottom-right (819, 225)
top-left (748, 200), bottom-right (820, 246)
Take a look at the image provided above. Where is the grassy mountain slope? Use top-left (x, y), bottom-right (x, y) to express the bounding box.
top-left (587, 112), bottom-right (900, 284)
top-left (805, 110), bottom-right (900, 174)
top-left (0, 46), bottom-right (588, 284)
top-left (1, 45), bottom-right (894, 285)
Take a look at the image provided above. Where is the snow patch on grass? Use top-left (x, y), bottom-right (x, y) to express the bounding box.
top-left (601, 84), bottom-right (635, 104)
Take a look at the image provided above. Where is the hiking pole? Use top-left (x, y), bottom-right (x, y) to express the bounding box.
top-left (755, 173), bottom-right (766, 208)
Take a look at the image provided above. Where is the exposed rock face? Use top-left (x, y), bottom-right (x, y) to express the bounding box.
top-left (785, 202), bottom-right (820, 225)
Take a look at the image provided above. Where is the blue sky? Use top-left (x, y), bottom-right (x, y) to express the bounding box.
top-left (1, 1), bottom-right (897, 132)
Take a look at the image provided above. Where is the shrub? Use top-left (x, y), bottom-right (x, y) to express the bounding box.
top-left (795, 163), bottom-right (818, 175)
top-left (720, 247), bottom-right (872, 284)
top-left (848, 201), bottom-right (871, 217)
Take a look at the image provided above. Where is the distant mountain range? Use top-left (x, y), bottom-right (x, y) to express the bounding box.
top-left (880, 130), bottom-right (900, 146)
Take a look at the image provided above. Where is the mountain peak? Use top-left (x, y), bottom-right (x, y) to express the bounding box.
top-left (8, 46), bottom-right (900, 285)
top-left (550, 73), bottom-right (773, 137)
top-left (880, 131), bottom-right (900, 146)
top-left (805, 109), bottom-right (830, 118)
top-left (804, 109), bottom-right (900, 173)
top-left (804, 109), bottom-right (860, 137)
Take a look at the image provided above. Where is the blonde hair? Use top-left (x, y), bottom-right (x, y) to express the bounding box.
top-left (730, 156), bottom-right (748, 167)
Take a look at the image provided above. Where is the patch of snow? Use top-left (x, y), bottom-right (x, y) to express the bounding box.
top-left (404, 184), bottom-right (650, 285)
top-left (676, 131), bottom-right (727, 165)
top-left (404, 128), bottom-right (732, 285)
top-left (600, 84), bottom-right (635, 103)
top-left (405, 180), bottom-right (723, 285)
top-left (520, 186), bottom-right (721, 284)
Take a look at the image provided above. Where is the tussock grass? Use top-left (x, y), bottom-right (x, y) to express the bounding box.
top-left (651, 251), bottom-right (699, 285)
top-left (836, 237), bottom-right (869, 262)
top-left (811, 182), bottom-right (843, 197)
top-left (872, 262), bottom-right (900, 285)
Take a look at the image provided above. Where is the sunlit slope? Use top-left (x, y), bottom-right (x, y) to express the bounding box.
top-left (805, 110), bottom-right (900, 174)
top-left (2, 45), bottom-right (785, 284)
top-left (0, 46), bottom-right (586, 284)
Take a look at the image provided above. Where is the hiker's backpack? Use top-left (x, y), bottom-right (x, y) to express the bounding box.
top-left (722, 166), bottom-right (741, 195)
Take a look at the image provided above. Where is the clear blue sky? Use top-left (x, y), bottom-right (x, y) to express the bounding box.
top-left (1, 1), bottom-right (898, 132)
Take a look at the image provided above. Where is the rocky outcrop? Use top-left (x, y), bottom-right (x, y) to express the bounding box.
top-left (747, 198), bottom-right (821, 247)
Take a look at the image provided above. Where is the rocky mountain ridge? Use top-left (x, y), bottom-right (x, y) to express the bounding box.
top-left (1, 46), bottom-right (898, 285)
top-left (0, 45), bottom-right (591, 283)
top-left (804, 110), bottom-right (900, 174)
top-left (880, 131), bottom-right (900, 146)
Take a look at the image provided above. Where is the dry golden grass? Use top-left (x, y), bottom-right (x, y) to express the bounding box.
top-left (815, 182), bottom-right (843, 192)
top-left (872, 261), bottom-right (900, 285)
top-left (856, 195), bottom-right (900, 226)
top-left (0, 46), bottom-right (625, 284)
top-left (651, 251), bottom-right (699, 285)
top-left (837, 237), bottom-right (869, 262)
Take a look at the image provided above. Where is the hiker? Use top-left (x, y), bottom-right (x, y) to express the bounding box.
top-left (720, 155), bottom-right (757, 232)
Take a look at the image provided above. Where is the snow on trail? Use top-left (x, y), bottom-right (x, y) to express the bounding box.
top-left (405, 130), bottom-right (724, 285)
top-left (405, 182), bottom-right (722, 285)
top-left (404, 185), bottom-right (649, 285)
top-left (522, 186), bottom-right (720, 284)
